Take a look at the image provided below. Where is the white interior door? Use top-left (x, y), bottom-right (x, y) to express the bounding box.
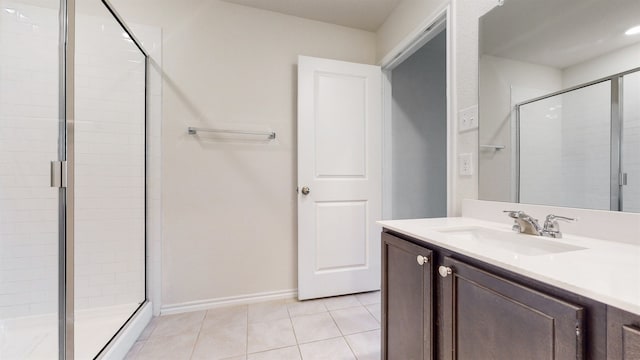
top-left (297, 55), bottom-right (382, 300)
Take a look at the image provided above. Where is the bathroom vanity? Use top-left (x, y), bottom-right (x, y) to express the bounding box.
top-left (379, 217), bottom-right (640, 360)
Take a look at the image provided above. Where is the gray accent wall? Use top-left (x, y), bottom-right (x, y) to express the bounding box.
top-left (391, 30), bottom-right (447, 219)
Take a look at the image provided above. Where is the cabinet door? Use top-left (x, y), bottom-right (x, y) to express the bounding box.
top-left (607, 306), bottom-right (640, 359)
top-left (382, 233), bottom-right (433, 360)
top-left (439, 257), bottom-right (585, 360)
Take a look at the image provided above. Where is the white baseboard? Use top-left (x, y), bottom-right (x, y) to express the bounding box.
top-left (100, 302), bottom-right (152, 360)
top-left (160, 289), bottom-right (298, 316)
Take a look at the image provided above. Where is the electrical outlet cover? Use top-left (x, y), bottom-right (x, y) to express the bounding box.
top-left (458, 153), bottom-right (473, 176)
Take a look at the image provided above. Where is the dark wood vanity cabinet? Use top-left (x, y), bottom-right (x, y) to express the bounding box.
top-left (382, 232), bottom-right (433, 360)
top-left (607, 307), bottom-right (640, 359)
top-left (381, 230), bottom-right (622, 360)
top-left (440, 256), bottom-right (584, 360)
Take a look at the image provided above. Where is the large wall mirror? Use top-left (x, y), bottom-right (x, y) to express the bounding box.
top-left (478, 0), bottom-right (640, 213)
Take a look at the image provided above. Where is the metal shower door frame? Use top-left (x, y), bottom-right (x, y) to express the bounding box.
top-left (58, 0), bottom-right (74, 358)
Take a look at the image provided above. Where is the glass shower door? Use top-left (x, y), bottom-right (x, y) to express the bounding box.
top-left (73, 0), bottom-right (146, 358)
top-left (518, 81), bottom-right (612, 210)
top-left (0, 0), bottom-right (61, 358)
top-left (1, 0), bottom-right (147, 358)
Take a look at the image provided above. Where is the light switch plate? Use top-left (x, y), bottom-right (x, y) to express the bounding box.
top-left (458, 105), bottom-right (478, 132)
top-left (458, 153), bottom-right (473, 176)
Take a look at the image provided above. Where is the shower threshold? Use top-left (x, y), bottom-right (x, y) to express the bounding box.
top-left (0, 302), bottom-right (140, 359)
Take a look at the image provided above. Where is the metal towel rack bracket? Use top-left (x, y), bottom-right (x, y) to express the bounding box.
top-left (188, 127), bottom-right (276, 140)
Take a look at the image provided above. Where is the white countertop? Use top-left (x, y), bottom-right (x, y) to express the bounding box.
top-left (378, 217), bottom-right (640, 315)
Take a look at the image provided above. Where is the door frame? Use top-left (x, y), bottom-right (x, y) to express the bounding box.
top-left (379, 5), bottom-right (455, 218)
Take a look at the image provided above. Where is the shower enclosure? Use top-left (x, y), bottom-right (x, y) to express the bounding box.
top-left (0, 0), bottom-right (148, 358)
top-left (516, 68), bottom-right (640, 212)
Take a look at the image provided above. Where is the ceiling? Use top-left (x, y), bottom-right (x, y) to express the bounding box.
top-left (221, 0), bottom-right (402, 32)
top-left (480, 0), bottom-right (640, 69)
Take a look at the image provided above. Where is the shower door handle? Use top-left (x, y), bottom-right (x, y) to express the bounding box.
top-left (50, 161), bottom-right (67, 188)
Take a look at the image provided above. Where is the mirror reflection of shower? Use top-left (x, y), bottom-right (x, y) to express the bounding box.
top-left (515, 70), bottom-right (639, 212)
top-left (478, 0), bottom-right (640, 212)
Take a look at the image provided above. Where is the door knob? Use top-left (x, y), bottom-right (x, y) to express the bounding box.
top-left (416, 255), bottom-right (429, 266)
top-left (438, 266), bottom-right (453, 278)
top-left (301, 186), bottom-right (310, 195)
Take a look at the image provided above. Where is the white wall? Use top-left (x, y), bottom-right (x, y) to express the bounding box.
top-left (563, 42), bottom-right (640, 88)
top-left (377, 0), bottom-right (499, 215)
top-left (391, 30), bottom-right (448, 219)
top-left (107, 0), bottom-right (517, 309)
top-left (111, 0), bottom-right (377, 309)
top-left (450, 0), bottom-right (502, 213)
top-left (478, 55), bottom-right (562, 202)
top-left (109, 0), bottom-right (503, 309)
top-left (376, 0), bottom-right (448, 61)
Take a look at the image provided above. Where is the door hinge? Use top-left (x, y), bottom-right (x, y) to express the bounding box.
top-left (50, 160), bottom-right (67, 188)
top-left (619, 173), bottom-right (628, 186)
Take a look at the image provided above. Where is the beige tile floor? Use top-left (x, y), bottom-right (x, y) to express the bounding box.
top-left (125, 291), bottom-right (381, 360)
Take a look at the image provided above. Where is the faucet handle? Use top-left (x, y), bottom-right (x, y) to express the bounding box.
top-left (543, 214), bottom-right (577, 238)
top-left (545, 214), bottom-right (577, 224)
top-left (503, 210), bottom-right (523, 219)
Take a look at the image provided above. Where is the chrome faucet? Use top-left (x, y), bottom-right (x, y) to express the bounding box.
top-left (542, 214), bottom-right (577, 238)
top-left (504, 211), bottom-right (577, 238)
top-left (504, 210), bottom-right (543, 235)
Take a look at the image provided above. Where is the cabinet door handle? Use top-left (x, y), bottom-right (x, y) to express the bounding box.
top-left (416, 255), bottom-right (429, 265)
top-left (438, 266), bottom-right (453, 278)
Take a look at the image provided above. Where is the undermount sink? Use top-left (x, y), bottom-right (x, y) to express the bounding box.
top-left (435, 226), bottom-right (587, 256)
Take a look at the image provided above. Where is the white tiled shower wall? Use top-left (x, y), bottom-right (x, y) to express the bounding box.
top-left (0, 1), bottom-right (151, 319)
top-left (74, 2), bottom-right (146, 311)
top-left (0, 1), bottom-right (60, 319)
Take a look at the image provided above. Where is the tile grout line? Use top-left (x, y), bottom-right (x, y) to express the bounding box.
top-left (344, 328), bottom-right (383, 360)
top-left (329, 306), bottom-right (362, 360)
top-left (328, 296), bottom-right (381, 359)
top-left (342, 297), bottom-right (364, 359)
top-left (246, 302), bottom-right (295, 357)
top-left (362, 302), bottom-right (381, 324)
top-left (342, 334), bottom-right (359, 360)
top-left (286, 305), bottom-right (304, 360)
top-left (325, 304), bottom-right (359, 359)
top-left (326, 306), bottom-right (346, 337)
top-left (188, 312), bottom-right (207, 360)
top-left (248, 344), bottom-right (305, 357)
